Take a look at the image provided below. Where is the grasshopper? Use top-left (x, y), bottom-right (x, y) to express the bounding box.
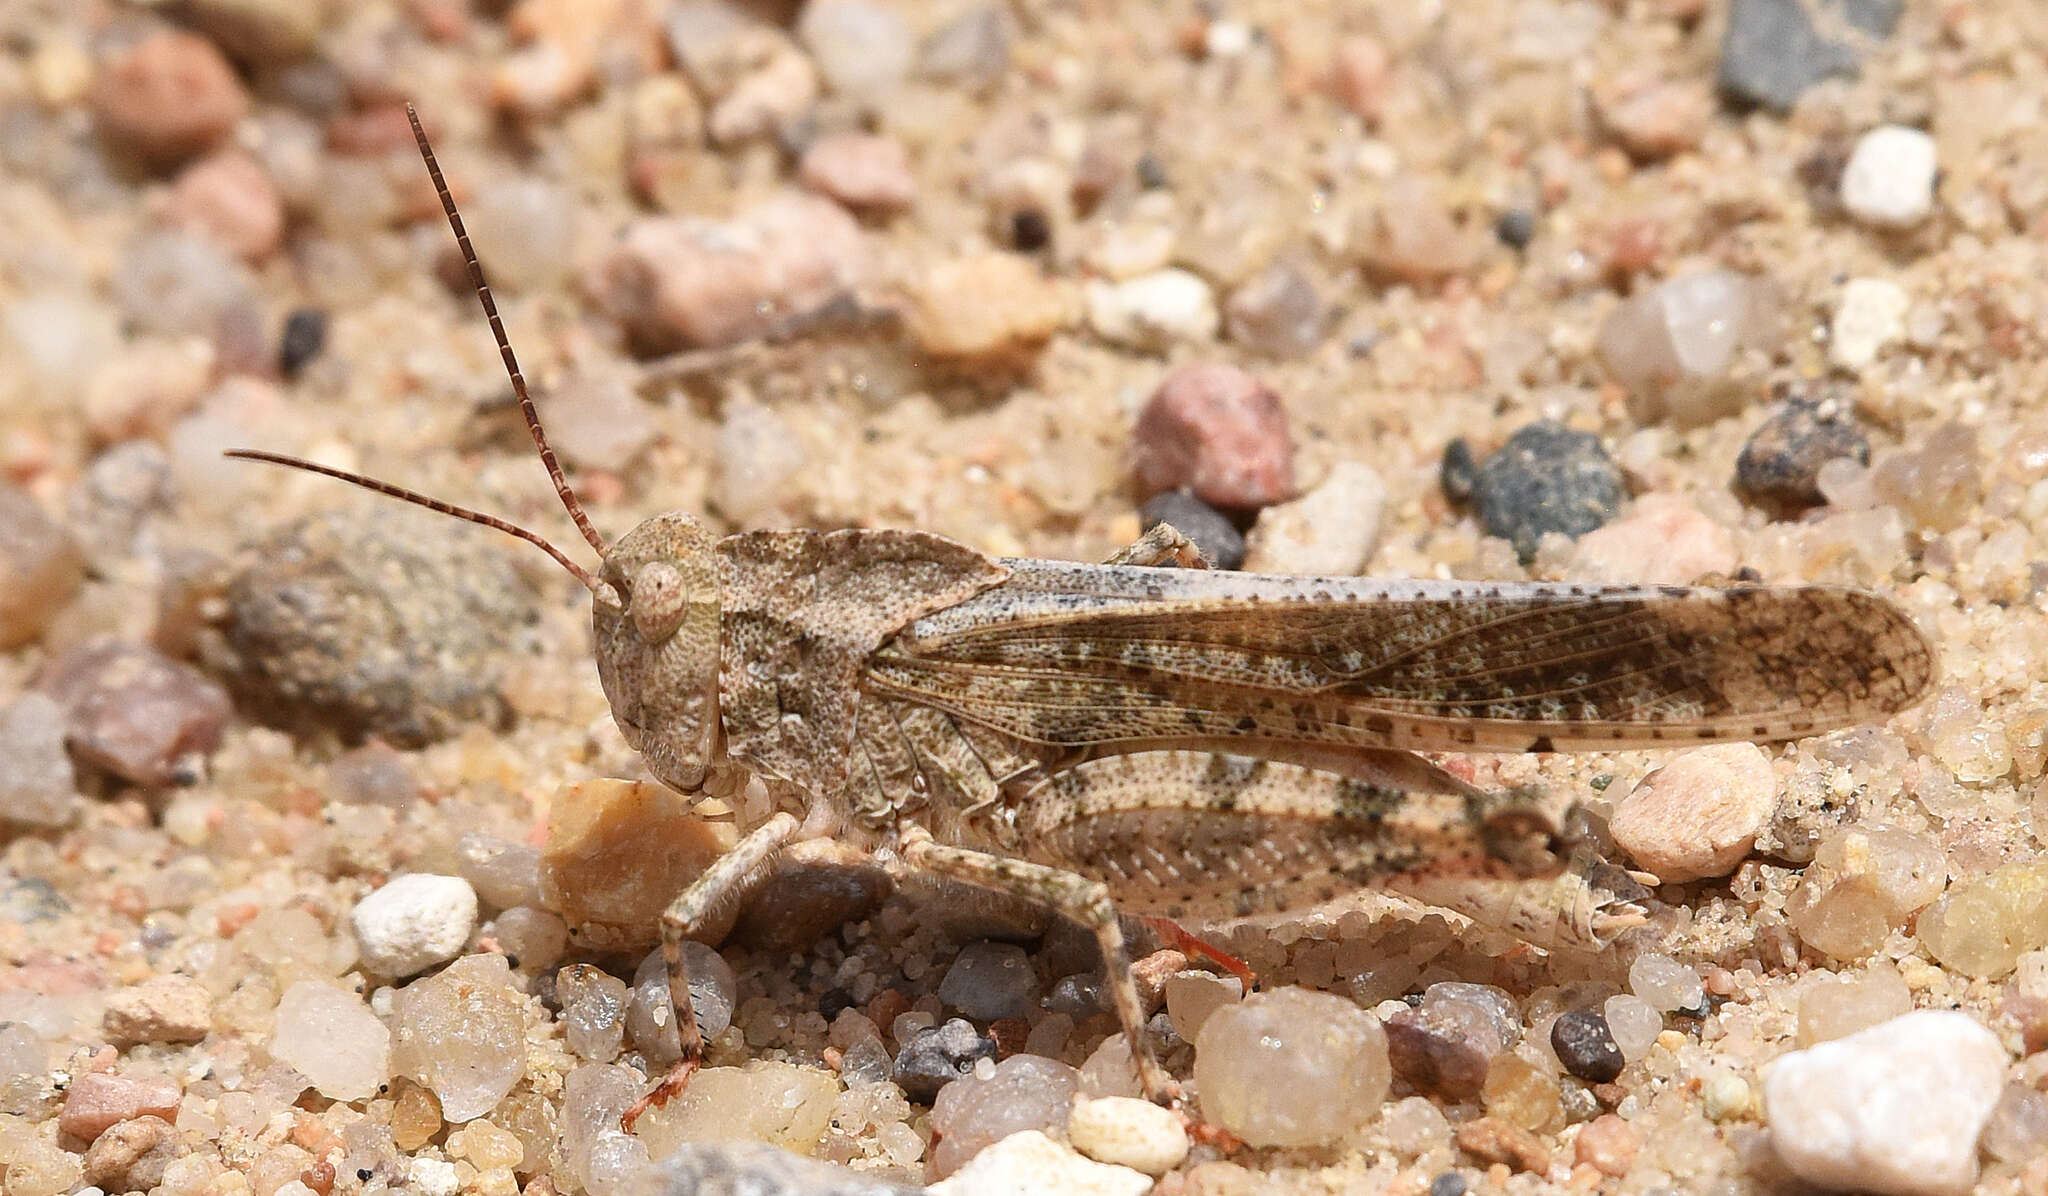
top-left (231, 108), bottom-right (1937, 1121)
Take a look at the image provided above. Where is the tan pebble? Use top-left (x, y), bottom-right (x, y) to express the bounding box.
top-left (906, 252), bottom-right (1071, 361)
top-left (1069, 1095), bottom-right (1190, 1176)
top-left (91, 31), bottom-right (249, 168)
top-left (539, 779), bottom-right (735, 945)
top-left (1328, 36), bottom-right (1389, 123)
top-left (59, 1072), bottom-right (182, 1143)
top-left (1596, 76), bottom-right (1712, 159)
top-left (1567, 495), bottom-right (1736, 586)
top-left (80, 1114), bottom-right (176, 1191)
top-left (1454, 1115), bottom-right (1550, 1174)
top-left (1611, 742), bottom-right (1775, 882)
top-left (103, 974), bottom-right (213, 1045)
top-left (1128, 949), bottom-right (1187, 1014)
top-left (1574, 1113), bottom-right (1638, 1177)
top-left (391, 1083), bottom-right (443, 1152)
top-left (30, 38), bottom-right (94, 106)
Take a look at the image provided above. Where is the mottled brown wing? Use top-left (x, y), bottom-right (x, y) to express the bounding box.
top-left (864, 561), bottom-right (1937, 753)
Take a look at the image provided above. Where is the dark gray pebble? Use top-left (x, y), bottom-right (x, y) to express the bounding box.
top-left (892, 1017), bottom-right (997, 1103)
top-left (1550, 1008), bottom-right (1626, 1084)
top-left (1494, 208), bottom-right (1535, 250)
top-left (279, 307), bottom-right (328, 377)
top-left (1734, 395), bottom-right (1869, 511)
top-left (1140, 489), bottom-right (1245, 570)
top-left (1472, 422), bottom-right (1623, 563)
top-left (1718, 0), bottom-right (1900, 113)
top-left (1439, 438), bottom-right (1478, 504)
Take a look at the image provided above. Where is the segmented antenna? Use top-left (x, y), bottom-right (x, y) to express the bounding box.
top-left (225, 450), bottom-right (599, 590)
top-left (405, 103), bottom-right (608, 561)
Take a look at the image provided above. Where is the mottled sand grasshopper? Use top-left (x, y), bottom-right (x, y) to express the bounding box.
top-left (232, 108), bottom-right (1936, 1119)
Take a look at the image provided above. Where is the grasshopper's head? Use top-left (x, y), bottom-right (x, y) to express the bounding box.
top-left (591, 513), bottom-right (723, 790)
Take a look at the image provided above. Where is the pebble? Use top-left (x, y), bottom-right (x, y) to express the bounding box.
top-left (491, 905), bottom-right (568, 972)
top-left (392, 954), bottom-right (527, 1122)
top-left (1132, 363), bottom-right (1295, 510)
top-left (1980, 1083), bottom-right (2048, 1166)
top-left (91, 31), bottom-right (249, 167)
top-left (590, 195), bottom-right (867, 352)
top-left (1471, 422), bottom-right (1624, 563)
top-left (1597, 76), bottom-right (1713, 159)
top-left (38, 640), bottom-right (231, 787)
top-left (168, 150), bottom-right (284, 262)
top-left (667, 15), bottom-right (818, 146)
top-left (6, 292), bottom-right (122, 405)
top-left (218, 508), bottom-right (537, 747)
top-left (1482, 1054), bottom-right (1564, 1133)
top-left (1067, 1095), bottom-right (1189, 1175)
top-left (326, 741), bottom-right (420, 808)
top-left (1241, 461), bottom-right (1386, 576)
top-left (892, 1018), bottom-right (999, 1103)
top-left (1574, 1113), bottom-right (1640, 1177)
top-left (1086, 269), bottom-right (1220, 350)
top-left (1355, 176), bottom-right (1477, 283)
top-left (558, 964), bottom-right (632, 1060)
top-left (1567, 494), bottom-right (1737, 586)
top-left (1549, 1009), bottom-right (1625, 1084)
top-left (905, 252), bottom-right (1070, 361)
top-left (1495, 208), bottom-right (1536, 250)
top-left (350, 874), bottom-right (480, 978)
top-left (1453, 1115), bottom-right (1550, 1174)
top-left (1194, 986), bottom-right (1390, 1148)
top-left (1841, 125), bottom-right (1939, 229)
top-left (633, 1062), bottom-right (838, 1159)
top-left (927, 1054), bottom-right (1080, 1178)
top-left (798, 132), bottom-right (916, 213)
top-left (1163, 970), bottom-right (1243, 1041)
top-left (1597, 270), bottom-right (1783, 427)
top-left (454, 833), bottom-right (544, 912)
top-left (59, 1072), bottom-right (182, 1143)
top-left (1223, 261), bottom-right (1325, 358)
top-left (623, 1141), bottom-right (921, 1196)
top-left (112, 230), bottom-right (253, 340)
top-left (1385, 983), bottom-right (1518, 1100)
top-left (539, 778), bottom-right (736, 946)
top-left (460, 178), bottom-right (578, 294)
top-left (278, 308), bottom-right (327, 377)
top-left (1717, 0), bottom-right (1899, 112)
top-left (271, 982), bottom-right (391, 1101)
top-left (1139, 490), bottom-right (1245, 570)
top-left (1329, 35), bottom-right (1391, 123)
top-left (1610, 743), bottom-right (1776, 882)
top-left (1869, 422), bottom-right (1980, 532)
top-left (102, 975), bottom-right (212, 1045)
top-left (1763, 1010), bottom-right (2005, 1196)
top-left (1797, 965), bottom-right (1913, 1045)
top-left (0, 483), bottom-right (86, 650)
top-left (67, 441), bottom-right (175, 562)
top-left (629, 942), bottom-right (736, 1060)
top-left (918, 5), bottom-right (1011, 93)
top-left (928, 1129), bottom-right (1148, 1196)
top-left (80, 1113), bottom-right (176, 1192)
top-left (1602, 994), bottom-right (1663, 1061)
top-left (0, 694), bottom-right (80, 829)
top-left (1628, 954), bottom-right (1706, 1014)
top-left (938, 941), bottom-right (1039, 1022)
top-left (796, 0), bottom-right (914, 104)
top-left (543, 367), bottom-right (656, 474)
top-left (1734, 394), bottom-right (1870, 510)
top-left (1917, 860), bottom-right (2048, 979)
top-left (1830, 277), bottom-right (1911, 370)
top-left (714, 400), bottom-right (806, 524)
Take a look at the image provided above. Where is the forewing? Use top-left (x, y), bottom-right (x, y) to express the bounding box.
top-left (865, 562), bottom-right (1936, 753)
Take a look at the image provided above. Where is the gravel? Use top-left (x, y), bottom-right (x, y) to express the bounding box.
top-left (1471, 422), bottom-right (1624, 563)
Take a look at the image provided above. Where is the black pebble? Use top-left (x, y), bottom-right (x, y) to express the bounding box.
top-left (1439, 438), bottom-right (1478, 504)
top-left (1045, 972), bottom-right (1106, 1016)
top-left (891, 1017), bottom-right (999, 1103)
top-left (1734, 394), bottom-right (1870, 513)
top-left (1472, 421), bottom-right (1624, 564)
top-left (1140, 489), bottom-right (1245, 570)
top-left (1551, 1008), bottom-right (1626, 1084)
top-left (279, 307), bottom-right (329, 378)
top-left (1135, 151), bottom-right (1170, 190)
top-left (818, 988), bottom-right (857, 1020)
top-left (1429, 1172), bottom-right (1469, 1196)
top-left (1718, 0), bottom-right (1901, 113)
top-left (1010, 208), bottom-right (1052, 252)
top-left (1494, 208), bottom-right (1536, 249)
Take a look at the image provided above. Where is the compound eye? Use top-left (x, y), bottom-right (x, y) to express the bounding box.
top-left (630, 561), bottom-right (688, 642)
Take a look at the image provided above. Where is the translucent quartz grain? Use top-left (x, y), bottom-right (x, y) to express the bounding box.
top-left (1193, 987), bottom-right (1390, 1148)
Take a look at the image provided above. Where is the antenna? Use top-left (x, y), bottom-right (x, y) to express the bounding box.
top-left (407, 104), bottom-right (608, 560)
top-left (225, 450), bottom-right (599, 590)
